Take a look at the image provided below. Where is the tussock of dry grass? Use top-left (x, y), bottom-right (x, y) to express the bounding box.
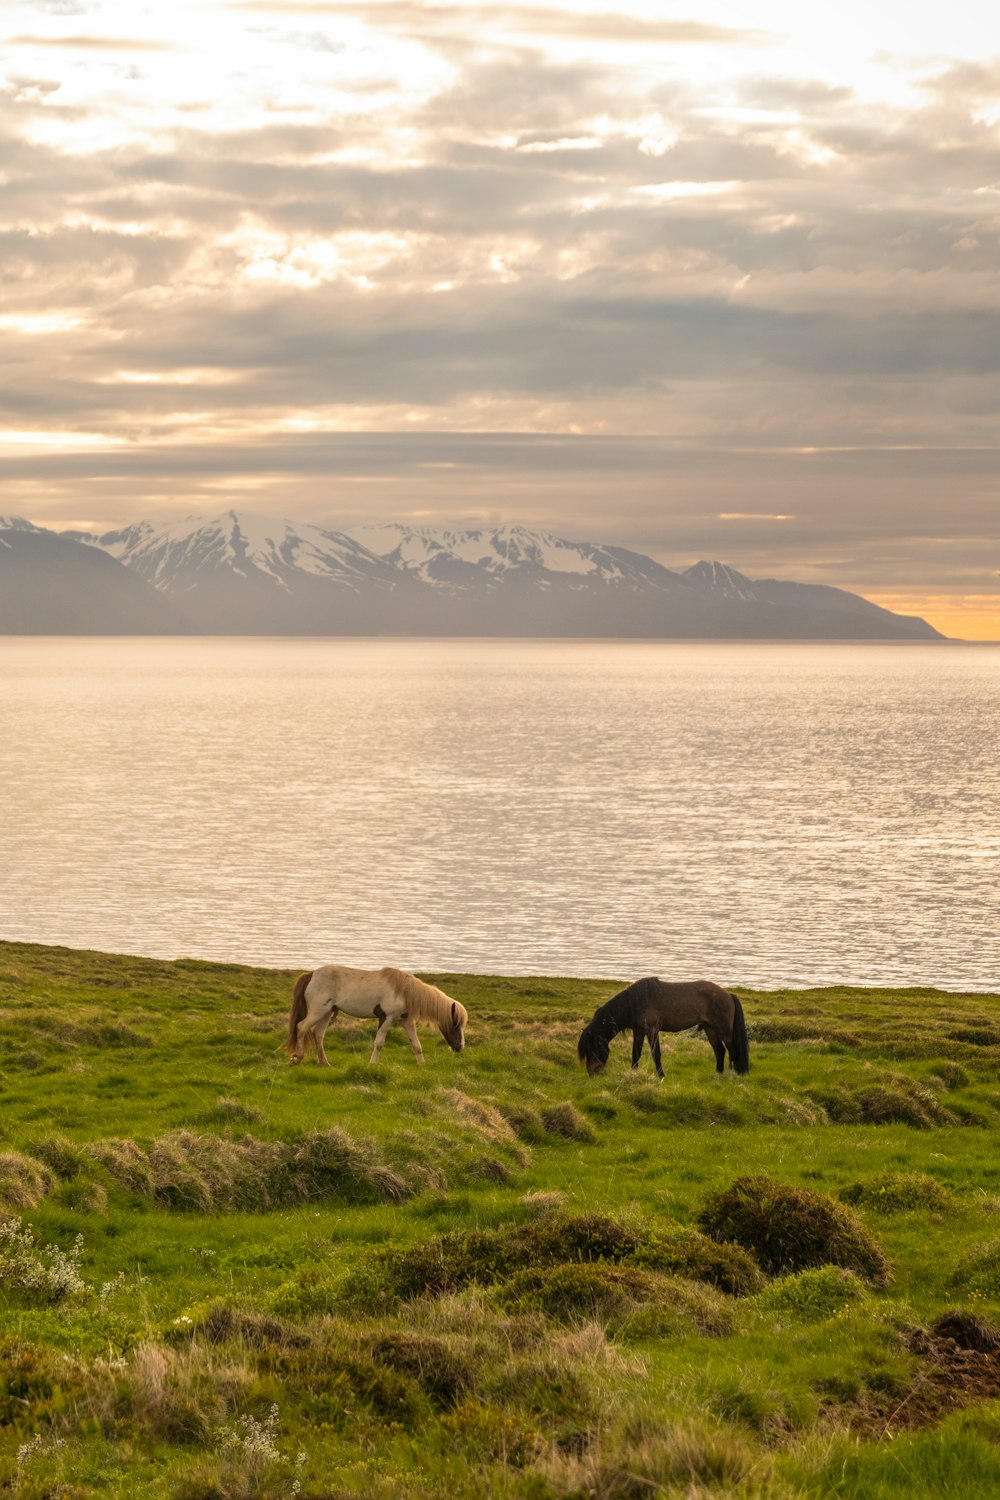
top-left (0, 1150), bottom-right (53, 1210)
top-left (84, 1127), bottom-right (412, 1211)
top-left (541, 1100), bottom-right (596, 1140)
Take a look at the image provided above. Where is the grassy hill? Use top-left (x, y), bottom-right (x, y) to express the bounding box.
top-left (2, 942), bottom-right (1000, 1498)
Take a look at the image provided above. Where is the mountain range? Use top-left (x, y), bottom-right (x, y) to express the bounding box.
top-left (0, 511), bottom-right (944, 639)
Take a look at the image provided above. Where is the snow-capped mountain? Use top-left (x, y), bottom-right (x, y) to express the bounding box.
top-left (2, 512), bottom-right (944, 639)
top-left (351, 522), bottom-right (684, 592)
top-left (68, 513), bottom-right (403, 595)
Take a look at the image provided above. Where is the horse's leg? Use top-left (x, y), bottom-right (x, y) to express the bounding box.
top-left (312, 1006), bottom-right (338, 1066)
top-left (647, 1027), bottom-right (664, 1079)
top-left (400, 1016), bottom-right (424, 1062)
top-left (292, 1010), bottom-right (317, 1064)
top-left (369, 1004), bottom-right (394, 1064)
top-left (631, 1028), bottom-right (645, 1069)
top-left (702, 1025), bottom-right (726, 1074)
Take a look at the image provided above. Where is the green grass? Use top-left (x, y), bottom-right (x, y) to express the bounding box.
top-left (2, 940), bottom-right (1000, 1498)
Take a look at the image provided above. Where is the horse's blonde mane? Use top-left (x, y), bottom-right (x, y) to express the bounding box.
top-left (382, 968), bottom-right (467, 1028)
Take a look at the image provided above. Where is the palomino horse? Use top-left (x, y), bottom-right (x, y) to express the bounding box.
top-left (578, 977), bottom-right (749, 1079)
top-left (287, 965), bottom-right (467, 1066)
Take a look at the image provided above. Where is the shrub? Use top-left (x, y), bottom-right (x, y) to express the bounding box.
top-left (756, 1265), bottom-right (868, 1321)
top-left (0, 1215), bottom-right (85, 1303)
top-left (497, 1262), bottom-right (661, 1322)
top-left (369, 1331), bottom-right (473, 1408)
top-left (215, 1402), bottom-right (307, 1496)
top-left (839, 1172), bottom-right (957, 1216)
top-left (173, 1299), bottom-right (305, 1350)
top-left (440, 1399), bottom-right (540, 1465)
top-left (637, 1228), bottom-right (764, 1297)
top-left (698, 1175), bottom-right (891, 1285)
top-left (269, 1271), bottom-right (339, 1319)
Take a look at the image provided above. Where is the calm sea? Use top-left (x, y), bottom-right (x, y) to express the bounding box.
top-left (1, 638), bottom-right (998, 989)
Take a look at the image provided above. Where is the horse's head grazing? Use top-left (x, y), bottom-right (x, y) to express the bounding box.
top-left (577, 1020), bottom-right (609, 1075)
top-left (440, 999), bottom-right (467, 1053)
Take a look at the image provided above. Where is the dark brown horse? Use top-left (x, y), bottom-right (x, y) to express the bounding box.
top-left (577, 977), bottom-right (749, 1079)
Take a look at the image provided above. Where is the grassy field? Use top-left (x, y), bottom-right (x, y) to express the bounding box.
top-left (2, 941), bottom-right (1000, 1499)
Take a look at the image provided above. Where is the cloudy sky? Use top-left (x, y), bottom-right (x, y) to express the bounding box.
top-left (2, 0), bottom-right (999, 636)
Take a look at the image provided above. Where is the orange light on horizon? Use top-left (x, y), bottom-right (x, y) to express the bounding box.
top-left (866, 593), bottom-right (1000, 643)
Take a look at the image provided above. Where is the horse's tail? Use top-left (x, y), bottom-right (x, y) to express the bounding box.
top-left (286, 971), bottom-right (313, 1054)
top-left (729, 993), bottom-right (750, 1074)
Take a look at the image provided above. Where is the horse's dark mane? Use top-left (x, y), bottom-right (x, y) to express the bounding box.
top-left (578, 978), bottom-right (660, 1062)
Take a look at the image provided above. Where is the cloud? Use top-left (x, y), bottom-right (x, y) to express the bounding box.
top-left (0, 0), bottom-right (998, 614)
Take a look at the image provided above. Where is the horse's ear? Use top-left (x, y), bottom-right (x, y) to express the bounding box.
top-left (451, 1002), bottom-right (458, 1026)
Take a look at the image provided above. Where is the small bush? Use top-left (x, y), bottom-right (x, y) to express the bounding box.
top-left (440, 1399), bottom-right (540, 1465)
top-left (269, 1271), bottom-right (339, 1319)
top-left (638, 1228), bottom-right (764, 1297)
top-left (0, 1215), bottom-right (85, 1303)
top-left (175, 1299), bottom-right (304, 1350)
top-left (370, 1331), bottom-right (473, 1409)
top-left (839, 1172), bottom-right (957, 1216)
top-left (756, 1265), bottom-right (868, 1321)
top-left (497, 1262), bottom-right (660, 1322)
top-left (698, 1175), bottom-right (891, 1285)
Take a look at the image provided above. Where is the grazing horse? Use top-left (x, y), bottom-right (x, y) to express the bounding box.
top-left (577, 977), bottom-right (749, 1079)
top-left (287, 965), bottom-right (467, 1066)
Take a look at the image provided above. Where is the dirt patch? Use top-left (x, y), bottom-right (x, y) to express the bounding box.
top-left (862, 1322), bottom-right (1000, 1435)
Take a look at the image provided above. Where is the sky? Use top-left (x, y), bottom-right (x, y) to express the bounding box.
top-left (1, 0), bottom-right (999, 637)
